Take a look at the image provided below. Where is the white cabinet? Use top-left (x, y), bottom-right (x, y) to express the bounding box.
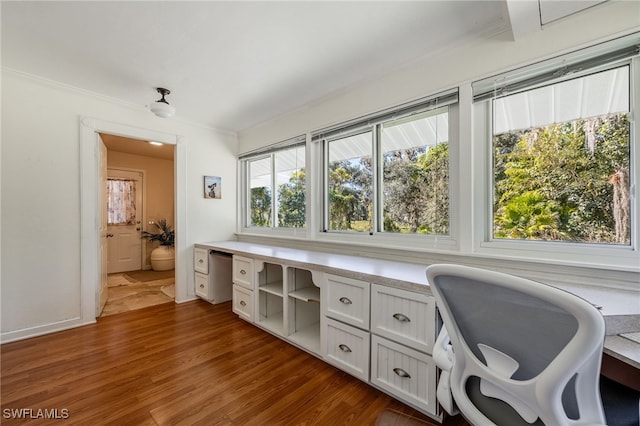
top-left (324, 317), bottom-right (370, 381)
top-left (195, 272), bottom-right (208, 299)
top-left (324, 274), bottom-right (370, 330)
top-left (232, 255), bottom-right (255, 322)
top-left (369, 284), bottom-right (440, 419)
top-left (202, 244), bottom-right (441, 422)
top-left (194, 249), bottom-right (232, 304)
top-left (233, 255), bottom-right (254, 289)
top-left (233, 284), bottom-right (254, 321)
top-left (370, 335), bottom-right (437, 415)
top-left (371, 284), bottom-right (436, 354)
top-left (194, 248), bottom-right (209, 301)
top-left (322, 274), bottom-right (371, 382)
top-left (194, 248), bottom-right (208, 274)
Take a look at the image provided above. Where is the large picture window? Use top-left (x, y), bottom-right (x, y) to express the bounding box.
top-left (491, 65), bottom-right (631, 245)
top-left (244, 139), bottom-right (306, 229)
top-left (318, 90), bottom-right (456, 235)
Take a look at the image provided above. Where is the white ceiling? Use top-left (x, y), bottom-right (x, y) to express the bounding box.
top-left (1, 1), bottom-right (603, 133)
top-left (2, 1), bottom-right (510, 132)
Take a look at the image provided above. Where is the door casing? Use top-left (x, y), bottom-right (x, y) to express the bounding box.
top-left (80, 117), bottom-right (185, 320)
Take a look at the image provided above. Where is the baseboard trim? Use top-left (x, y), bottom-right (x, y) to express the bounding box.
top-left (0, 317), bottom-right (96, 344)
top-left (176, 296), bottom-right (198, 304)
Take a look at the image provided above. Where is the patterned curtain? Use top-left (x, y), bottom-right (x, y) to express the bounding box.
top-left (107, 179), bottom-right (136, 225)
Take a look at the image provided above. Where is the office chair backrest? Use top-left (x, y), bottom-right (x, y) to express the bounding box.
top-left (427, 264), bottom-right (607, 426)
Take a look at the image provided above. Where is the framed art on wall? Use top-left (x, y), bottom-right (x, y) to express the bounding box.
top-left (204, 176), bottom-right (222, 199)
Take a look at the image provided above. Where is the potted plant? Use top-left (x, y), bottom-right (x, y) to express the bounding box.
top-left (142, 219), bottom-right (175, 271)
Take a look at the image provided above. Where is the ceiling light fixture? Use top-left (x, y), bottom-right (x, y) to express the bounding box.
top-left (150, 87), bottom-right (175, 118)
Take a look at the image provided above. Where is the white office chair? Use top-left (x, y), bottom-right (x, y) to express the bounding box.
top-left (427, 264), bottom-right (638, 426)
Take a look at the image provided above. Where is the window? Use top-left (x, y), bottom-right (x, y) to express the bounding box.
top-left (107, 179), bottom-right (137, 225)
top-left (471, 35), bottom-right (638, 250)
top-left (381, 108), bottom-right (449, 234)
top-left (491, 66), bottom-right (631, 245)
top-left (318, 90), bottom-right (456, 235)
top-left (243, 138), bottom-right (306, 229)
top-left (326, 130), bottom-right (373, 231)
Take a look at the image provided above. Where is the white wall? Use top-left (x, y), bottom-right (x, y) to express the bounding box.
top-left (235, 2), bottom-right (640, 296)
top-left (1, 70), bottom-right (237, 341)
top-left (238, 1), bottom-right (640, 151)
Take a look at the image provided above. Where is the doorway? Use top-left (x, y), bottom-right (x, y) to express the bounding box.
top-left (99, 133), bottom-right (176, 317)
top-left (107, 168), bottom-right (144, 274)
top-left (80, 117), bottom-right (186, 322)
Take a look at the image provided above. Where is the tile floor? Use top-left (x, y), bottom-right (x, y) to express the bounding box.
top-left (101, 269), bottom-right (175, 317)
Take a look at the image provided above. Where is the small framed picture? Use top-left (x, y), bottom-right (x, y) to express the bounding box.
top-left (204, 176), bottom-right (222, 199)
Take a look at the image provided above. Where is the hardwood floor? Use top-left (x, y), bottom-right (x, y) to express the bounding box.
top-left (1, 300), bottom-right (470, 425)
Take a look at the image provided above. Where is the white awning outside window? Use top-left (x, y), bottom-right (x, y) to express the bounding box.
top-left (328, 108), bottom-right (450, 162)
top-left (494, 66), bottom-right (629, 134)
top-left (381, 108), bottom-right (449, 154)
top-left (250, 145), bottom-right (305, 189)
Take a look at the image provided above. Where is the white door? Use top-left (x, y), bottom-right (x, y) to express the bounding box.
top-left (106, 169), bottom-right (143, 273)
top-left (98, 137), bottom-right (108, 316)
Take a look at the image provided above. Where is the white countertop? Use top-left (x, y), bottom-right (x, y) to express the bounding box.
top-left (604, 334), bottom-right (640, 369)
top-left (199, 240), bottom-right (431, 293)
top-left (198, 240), bottom-right (640, 369)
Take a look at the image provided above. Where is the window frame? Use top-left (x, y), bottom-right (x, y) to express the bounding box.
top-left (239, 136), bottom-right (308, 237)
top-left (471, 57), bottom-right (639, 269)
top-left (315, 90), bottom-right (460, 250)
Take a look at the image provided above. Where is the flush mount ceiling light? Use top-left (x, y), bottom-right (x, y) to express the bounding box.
top-left (150, 87), bottom-right (175, 118)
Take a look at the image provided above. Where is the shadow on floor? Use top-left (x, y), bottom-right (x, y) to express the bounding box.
top-left (101, 269), bottom-right (175, 317)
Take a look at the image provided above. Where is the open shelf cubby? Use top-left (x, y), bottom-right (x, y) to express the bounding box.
top-left (287, 267), bottom-right (321, 354)
top-left (257, 262), bottom-right (284, 335)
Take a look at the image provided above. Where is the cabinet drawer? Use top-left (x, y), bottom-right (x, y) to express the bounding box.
top-left (233, 285), bottom-right (254, 322)
top-left (324, 318), bottom-right (370, 381)
top-left (195, 272), bottom-right (209, 299)
top-left (371, 284), bottom-right (436, 354)
top-left (325, 274), bottom-right (370, 330)
top-left (371, 335), bottom-right (437, 416)
top-left (233, 256), bottom-right (254, 289)
top-left (194, 248), bottom-right (208, 274)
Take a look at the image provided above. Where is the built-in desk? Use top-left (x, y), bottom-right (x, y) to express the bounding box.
top-left (196, 240), bottom-right (640, 408)
top-left (198, 241), bottom-right (431, 292)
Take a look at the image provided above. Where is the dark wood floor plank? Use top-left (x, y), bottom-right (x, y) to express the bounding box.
top-left (1, 300), bottom-right (469, 426)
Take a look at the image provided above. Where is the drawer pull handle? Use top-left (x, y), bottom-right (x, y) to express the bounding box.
top-left (338, 344), bottom-right (352, 353)
top-left (240, 269), bottom-right (247, 275)
top-left (199, 284), bottom-right (205, 288)
top-left (393, 313), bottom-right (411, 323)
top-left (240, 300), bottom-right (246, 307)
top-left (339, 297), bottom-right (352, 305)
top-left (198, 259), bottom-right (204, 263)
top-left (393, 368), bottom-right (411, 379)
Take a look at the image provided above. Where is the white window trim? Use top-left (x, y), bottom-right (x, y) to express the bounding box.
top-left (239, 136), bottom-right (309, 237)
top-left (469, 57), bottom-right (639, 271)
top-left (314, 98), bottom-right (459, 250)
